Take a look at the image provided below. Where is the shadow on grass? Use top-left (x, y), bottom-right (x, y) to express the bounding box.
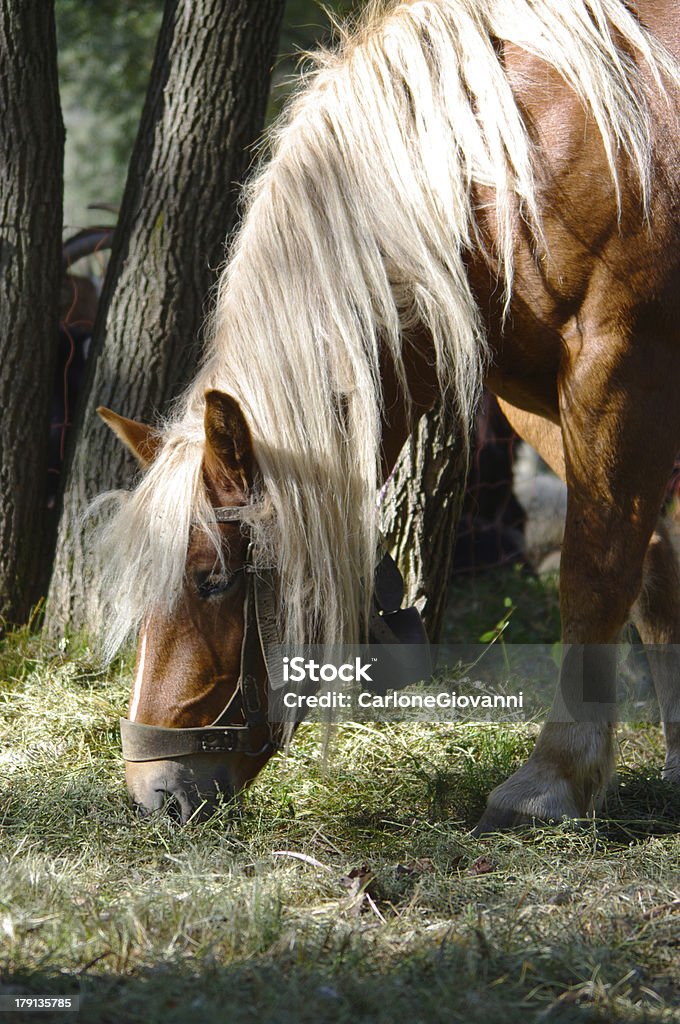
top-left (1, 943), bottom-right (667, 1024)
top-left (597, 769), bottom-right (680, 843)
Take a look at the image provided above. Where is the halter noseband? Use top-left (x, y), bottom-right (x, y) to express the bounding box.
top-left (120, 506), bottom-right (428, 762)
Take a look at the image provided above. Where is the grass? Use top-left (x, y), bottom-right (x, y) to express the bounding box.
top-left (1, 574), bottom-right (679, 1023)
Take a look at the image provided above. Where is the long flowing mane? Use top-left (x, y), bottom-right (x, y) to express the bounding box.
top-left (96, 0), bottom-right (677, 657)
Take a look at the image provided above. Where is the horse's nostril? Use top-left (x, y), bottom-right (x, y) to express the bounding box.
top-left (126, 759), bottom-right (237, 824)
top-left (164, 796), bottom-right (185, 823)
top-left (132, 800), bottom-right (153, 819)
top-left (130, 789), bottom-right (189, 822)
top-left (152, 789), bottom-right (187, 823)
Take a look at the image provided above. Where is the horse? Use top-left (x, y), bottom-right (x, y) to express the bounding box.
top-left (93, 0), bottom-right (680, 828)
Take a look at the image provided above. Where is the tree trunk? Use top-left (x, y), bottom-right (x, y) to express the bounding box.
top-left (379, 403), bottom-right (468, 642)
top-left (0, 1), bottom-right (63, 628)
top-left (46, 0), bottom-right (285, 636)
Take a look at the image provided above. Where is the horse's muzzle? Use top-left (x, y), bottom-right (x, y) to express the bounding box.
top-left (125, 755), bottom-right (237, 823)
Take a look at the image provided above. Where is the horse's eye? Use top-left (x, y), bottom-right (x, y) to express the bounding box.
top-left (194, 571), bottom-right (240, 600)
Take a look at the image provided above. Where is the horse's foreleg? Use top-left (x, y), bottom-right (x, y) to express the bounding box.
top-left (631, 519), bottom-right (680, 783)
top-left (500, 399), bottom-right (680, 787)
top-left (476, 372), bottom-right (680, 832)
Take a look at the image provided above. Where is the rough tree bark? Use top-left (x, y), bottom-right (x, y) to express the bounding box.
top-left (379, 403), bottom-right (468, 643)
top-left (0, 1), bottom-right (63, 628)
top-left (46, 0), bottom-right (285, 636)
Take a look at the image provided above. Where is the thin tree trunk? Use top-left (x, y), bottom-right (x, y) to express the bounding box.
top-left (0, 1), bottom-right (63, 627)
top-left (46, 0), bottom-right (284, 637)
top-left (379, 403), bottom-right (468, 642)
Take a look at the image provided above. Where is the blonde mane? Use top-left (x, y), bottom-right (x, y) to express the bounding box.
top-left (96, 0), bottom-right (677, 658)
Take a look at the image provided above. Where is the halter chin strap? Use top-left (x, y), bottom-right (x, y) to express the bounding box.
top-left (120, 507), bottom-right (428, 762)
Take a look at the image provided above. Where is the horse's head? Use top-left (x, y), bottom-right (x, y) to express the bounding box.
top-left (99, 390), bottom-right (276, 822)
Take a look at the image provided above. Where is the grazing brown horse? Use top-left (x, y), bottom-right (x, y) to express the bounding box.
top-left (95, 0), bottom-right (680, 827)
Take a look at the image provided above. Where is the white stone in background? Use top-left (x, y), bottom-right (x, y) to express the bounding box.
top-left (513, 442), bottom-right (567, 571)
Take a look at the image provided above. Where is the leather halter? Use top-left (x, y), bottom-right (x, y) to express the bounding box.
top-left (120, 506), bottom-right (428, 762)
top-left (120, 506), bottom-right (279, 762)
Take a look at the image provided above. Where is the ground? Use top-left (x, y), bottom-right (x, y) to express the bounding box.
top-left (1, 570), bottom-right (679, 1023)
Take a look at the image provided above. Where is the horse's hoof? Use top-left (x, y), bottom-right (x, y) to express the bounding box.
top-left (471, 758), bottom-right (589, 835)
top-left (661, 757), bottom-right (680, 785)
top-left (471, 805), bottom-right (539, 836)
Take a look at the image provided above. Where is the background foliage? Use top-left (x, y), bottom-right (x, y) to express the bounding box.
top-left (56, 0), bottom-right (358, 225)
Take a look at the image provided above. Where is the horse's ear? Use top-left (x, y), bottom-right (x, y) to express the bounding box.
top-left (203, 390), bottom-right (254, 492)
top-left (97, 407), bottom-right (162, 468)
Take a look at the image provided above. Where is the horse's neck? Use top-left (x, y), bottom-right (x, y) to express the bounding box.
top-left (636, 0), bottom-right (680, 57)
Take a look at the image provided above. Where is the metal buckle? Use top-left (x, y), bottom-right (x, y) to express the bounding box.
top-left (201, 731), bottom-right (238, 752)
top-left (214, 506), bottom-right (246, 523)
